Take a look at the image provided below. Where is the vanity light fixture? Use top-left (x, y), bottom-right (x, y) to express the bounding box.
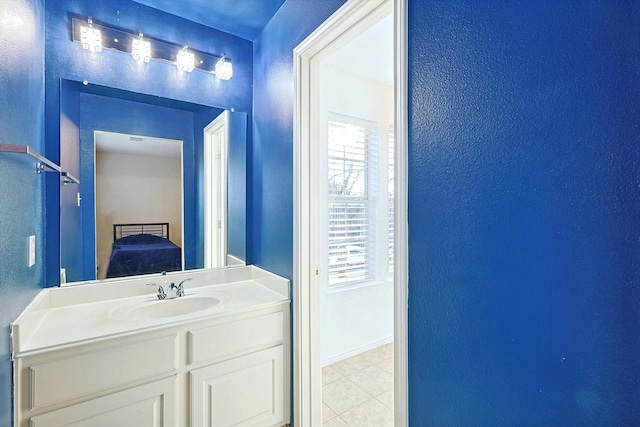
top-left (213, 56), bottom-right (233, 80)
top-left (72, 18), bottom-right (233, 79)
top-left (80, 18), bottom-right (102, 52)
top-left (176, 46), bottom-right (195, 72)
top-left (131, 33), bottom-right (151, 63)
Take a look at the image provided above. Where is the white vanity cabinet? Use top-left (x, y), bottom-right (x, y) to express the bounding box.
top-left (13, 269), bottom-right (290, 427)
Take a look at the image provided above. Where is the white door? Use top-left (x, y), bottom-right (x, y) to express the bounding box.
top-left (204, 112), bottom-right (229, 269)
top-left (190, 346), bottom-right (285, 427)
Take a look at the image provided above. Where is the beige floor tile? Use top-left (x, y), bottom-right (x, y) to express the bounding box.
top-left (323, 416), bottom-right (349, 427)
top-left (323, 402), bottom-right (337, 423)
top-left (347, 364), bottom-right (393, 396)
top-left (322, 377), bottom-right (372, 415)
top-left (330, 354), bottom-right (372, 376)
top-left (376, 356), bottom-right (394, 374)
top-left (341, 398), bottom-right (394, 427)
top-left (322, 365), bottom-right (343, 385)
top-left (376, 388), bottom-right (394, 410)
top-left (361, 343), bottom-right (394, 364)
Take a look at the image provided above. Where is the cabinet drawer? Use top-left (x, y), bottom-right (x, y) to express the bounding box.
top-left (188, 311), bottom-right (283, 365)
top-left (29, 334), bottom-right (177, 410)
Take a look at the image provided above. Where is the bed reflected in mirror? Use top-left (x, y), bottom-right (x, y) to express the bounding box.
top-left (106, 223), bottom-right (182, 279)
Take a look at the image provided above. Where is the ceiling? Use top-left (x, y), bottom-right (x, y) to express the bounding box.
top-left (129, 0), bottom-right (287, 40)
top-left (323, 12), bottom-right (393, 87)
top-left (95, 131), bottom-right (182, 158)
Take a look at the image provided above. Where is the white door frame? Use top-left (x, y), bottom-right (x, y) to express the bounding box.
top-left (292, 0), bottom-right (408, 425)
top-left (204, 111), bottom-right (229, 269)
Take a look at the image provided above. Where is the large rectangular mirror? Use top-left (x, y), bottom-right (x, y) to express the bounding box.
top-left (59, 79), bottom-right (247, 284)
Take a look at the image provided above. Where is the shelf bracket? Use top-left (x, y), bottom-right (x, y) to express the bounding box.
top-left (0, 143), bottom-right (80, 185)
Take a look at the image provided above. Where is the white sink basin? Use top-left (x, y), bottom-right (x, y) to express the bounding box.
top-left (110, 293), bottom-right (231, 321)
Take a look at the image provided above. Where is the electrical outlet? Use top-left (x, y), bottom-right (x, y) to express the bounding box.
top-left (28, 235), bottom-right (36, 267)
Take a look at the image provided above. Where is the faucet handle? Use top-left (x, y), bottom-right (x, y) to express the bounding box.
top-left (178, 278), bottom-right (193, 287)
top-left (176, 278), bottom-right (192, 297)
top-left (146, 282), bottom-right (166, 300)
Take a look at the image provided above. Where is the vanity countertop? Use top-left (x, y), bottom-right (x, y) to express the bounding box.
top-left (12, 266), bottom-right (290, 358)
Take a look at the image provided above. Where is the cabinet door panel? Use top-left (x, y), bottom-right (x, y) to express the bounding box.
top-left (188, 311), bottom-right (284, 365)
top-left (191, 346), bottom-right (284, 427)
top-left (30, 376), bottom-right (176, 427)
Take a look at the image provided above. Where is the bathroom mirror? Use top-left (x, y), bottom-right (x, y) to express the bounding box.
top-left (59, 79), bottom-right (247, 284)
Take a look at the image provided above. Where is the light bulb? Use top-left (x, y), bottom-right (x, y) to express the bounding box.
top-left (131, 34), bottom-right (151, 63)
top-left (80, 19), bottom-right (102, 52)
top-left (176, 47), bottom-right (194, 72)
top-left (214, 56), bottom-right (233, 80)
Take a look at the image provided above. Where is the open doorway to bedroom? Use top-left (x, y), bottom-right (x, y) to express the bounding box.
top-left (94, 131), bottom-right (184, 279)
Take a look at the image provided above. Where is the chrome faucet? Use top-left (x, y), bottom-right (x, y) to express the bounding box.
top-left (147, 275), bottom-right (192, 300)
top-left (146, 282), bottom-right (166, 300)
top-left (171, 278), bottom-right (192, 298)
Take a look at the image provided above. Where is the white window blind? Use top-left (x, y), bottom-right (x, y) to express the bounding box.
top-left (327, 115), bottom-right (378, 286)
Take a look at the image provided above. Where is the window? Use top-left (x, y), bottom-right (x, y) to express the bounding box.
top-left (327, 114), bottom-right (393, 287)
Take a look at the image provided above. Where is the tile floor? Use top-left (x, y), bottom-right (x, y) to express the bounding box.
top-left (322, 343), bottom-right (394, 426)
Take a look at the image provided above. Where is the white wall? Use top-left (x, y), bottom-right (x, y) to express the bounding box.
top-left (95, 151), bottom-right (183, 279)
top-left (319, 64), bottom-right (394, 365)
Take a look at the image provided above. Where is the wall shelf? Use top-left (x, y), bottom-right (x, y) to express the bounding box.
top-left (0, 144), bottom-right (80, 185)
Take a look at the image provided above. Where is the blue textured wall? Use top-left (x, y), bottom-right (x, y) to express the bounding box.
top-left (227, 112), bottom-right (248, 261)
top-left (59, 79), bottom-right (81, 282)
top-left (193, 110), bottom-right (249, 265)
top-left (0, 0), bottom-right (45, 422)
top-left (129, 0), bottom-right (286, 41)
top-left (408, 1), bottom-right (640, 424)
top-left (193, 108), bottom-right (211, 267)
top-left (252, 0), bottom-right (346, 279)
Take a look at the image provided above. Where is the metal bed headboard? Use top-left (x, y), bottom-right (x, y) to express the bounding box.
top-left (113, 223), bottom-right (170, 241)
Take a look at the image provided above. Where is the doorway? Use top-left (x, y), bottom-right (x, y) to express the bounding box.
top-left (204, 111), bottom-right (229, 269)
top-left (318, 11), bottom-right (395, 427)
top-left (293, 0), bottom-right (408, 425)
top-left (94, 131), bottom-right (184, 280)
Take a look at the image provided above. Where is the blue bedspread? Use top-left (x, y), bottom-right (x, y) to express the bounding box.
top-left (106, 234), bottom-right (182, 278)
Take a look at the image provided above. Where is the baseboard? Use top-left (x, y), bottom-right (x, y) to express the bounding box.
top-left (321, 335), bottom-right (393, 367)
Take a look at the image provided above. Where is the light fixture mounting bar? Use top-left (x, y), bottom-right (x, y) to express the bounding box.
top-left (71, 17), bottom-right (232, 77)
